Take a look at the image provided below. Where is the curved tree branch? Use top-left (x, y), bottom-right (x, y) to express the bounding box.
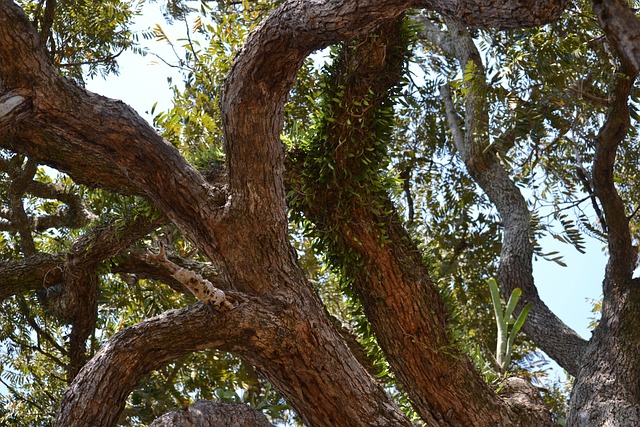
top-left (0, 156), bottom-right (96, 233)
top-left (0, 0), bottom-right (227, 259)
top-left (568, 63), bottom-right (640, 426)
top-left (591, 0), bottom-right (640, 73)
top-left (592, 65), bottom-right (638, 284)
top-left (427, 18), bottom-right (587, 376)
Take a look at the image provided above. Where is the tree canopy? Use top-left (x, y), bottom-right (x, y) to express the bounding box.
top-left (1, 0), bottom-right (640, 426)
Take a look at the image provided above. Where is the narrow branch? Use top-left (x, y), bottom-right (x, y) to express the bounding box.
top-left (38, 0), bottom-right (56, 49)
top-left (440, 84), bottom-right (467, 152)
top-left (0, 211), bottom-right (164, 302)
top-left (8, 156), bottom-right (38, 255)
top-left (145, 244), bottom-right (235, 310)
top-left (592, 65), bottom-right (637, 285)
top-left (427, 17), bottom-right (587, 376)
top-left (16, 296), bottom-right (68, 357)
top-left (575, 165), bottom-right (607, 233)
top-left (111, 250), bottom-right (226, 295)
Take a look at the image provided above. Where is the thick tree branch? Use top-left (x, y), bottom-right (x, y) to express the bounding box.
top-left (291, 19), bottom-right (550, 426)
top-left (0, 0), bottom-right (227, 259)
top-left (592, 65), bottom-right (637, 285)
top-left (53, 302), bottom-right (251, 427)
top-left (425, 0), bottom-right (569, 28)
top-left (427, 18), bottom-right (587, 376)
top-left (568, 65), bottom-right (640, 425)
top-left (219, 0), bottom-right (420, 284)
top-left (0, 253), bottom-right (63, 300)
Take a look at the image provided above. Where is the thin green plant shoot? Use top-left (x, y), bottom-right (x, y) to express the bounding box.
top-left (488, 278), bottom-right (534, 374)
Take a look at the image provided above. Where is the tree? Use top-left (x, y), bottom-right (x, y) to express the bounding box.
top-left (1, 0), bottom-right (640, 425)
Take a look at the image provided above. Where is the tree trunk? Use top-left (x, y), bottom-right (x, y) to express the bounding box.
top-left (6, 0), bottom-right (640, 424)
top-left (567, 63), bottom-right (640, 426)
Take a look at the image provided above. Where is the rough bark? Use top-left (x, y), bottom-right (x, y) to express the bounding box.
top-left (0, 214), bottom-right (161, 301)
top-left (54, 302), bottom-right (247, 427)
top-left (423, 0), bottom-right (569, 28)
top-left (426, 17), bottom-right (587, 377)
top-left (567, 64), bottom-right (640, 426)
top-left (149, 401), bottom-right (274, 427)
top-left (2, 2), bottom-right (414, 425)
top-left (498, 377), bottom-right (554, 425)
top-left (0, 253), bottom-right (64, 300)
top-left (591, 0), bottom-right (640, 73)
top-left (291, 18), bottom-right (553, 427)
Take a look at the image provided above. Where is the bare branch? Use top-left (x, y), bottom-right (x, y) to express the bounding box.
top-left (439, 84), bottom-right (466, 152)
top-left (413, 15), bottom-right (457, 57)
top-left (111, 250), bottom-right (226, 295)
